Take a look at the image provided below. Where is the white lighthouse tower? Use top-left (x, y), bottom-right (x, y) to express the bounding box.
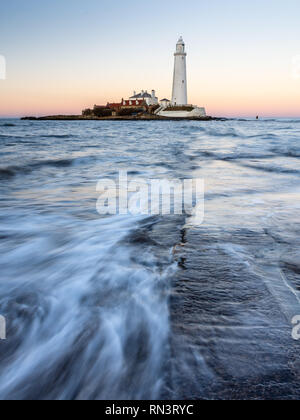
top-left (157, 37), bottom-right (206, 118)
top-left (172, 37), bottom-right (188, 106)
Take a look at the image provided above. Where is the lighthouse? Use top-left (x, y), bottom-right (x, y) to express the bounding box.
top-left (156, 37), bottom-right (206, 118)
top-left (172, 37), bottom-right (188, 106)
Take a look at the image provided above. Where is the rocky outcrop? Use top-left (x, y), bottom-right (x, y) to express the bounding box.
top-left (21, 114), bottom-right (221, 121)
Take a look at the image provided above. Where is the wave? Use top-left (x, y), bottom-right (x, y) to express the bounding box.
top-left (201, 128), bottom-right (279, 140)
top-left (0, 167), bottom-right (29, 179)
top-left (199, 150), bottom-right (276, 161)
top-left (0, 214), bottom-right (175, 399)
top-left (41, 134), bottom-right (78, 139)
top-left (0, 133), bottom-right (77, 141)
top-left (205, 128), bottom-right (240, 138)
top-left (179, 125), bottom-right (207, 134)
top-left (240, 162), bottom-right (300, 175)
top-left (283, 151), bottom-right (300, 158)
top-left (0, 123), bottom-right (16, 127)
top-left (246, 133), bottom-right (279, 140)
top-left (199, 146), bottom-right (300, 161)
top-left (0, 134), bottom-right (28, 140)
top-left (280, 119), bottom-right (300, 124)
top-left (178, 124), bottom-right (241, 138)
top-left (270, 148), bottom-right (300, 158)
top-left (0, 156), bottom-right (97, 180)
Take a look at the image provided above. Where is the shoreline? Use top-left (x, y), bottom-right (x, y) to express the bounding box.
top-left (21, 115), bottom-right (226, 122)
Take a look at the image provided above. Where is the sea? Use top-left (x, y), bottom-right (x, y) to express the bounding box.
top-left (0, 118), bottom-right (300, 400)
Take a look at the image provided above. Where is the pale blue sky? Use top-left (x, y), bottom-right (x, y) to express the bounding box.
top-left (1, 0), bottom-right (300, 117)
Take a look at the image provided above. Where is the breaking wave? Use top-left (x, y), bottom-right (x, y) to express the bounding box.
top-left (0, 156), bottom-right (98, 179)
top-left (0, 214), bottom-right (176, 399)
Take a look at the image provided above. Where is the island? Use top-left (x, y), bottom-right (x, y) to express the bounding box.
top-left (21, 114), bottom-right (223, 121)
top-left (22, 38), bottom-right (226, 122)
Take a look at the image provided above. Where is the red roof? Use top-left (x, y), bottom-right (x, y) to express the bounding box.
top-left (105, 98), bottom-right (147, 110)
top-left (107, 102), bottom-right (122, 109)
top-left (123, 99), bottom-right (145, 106)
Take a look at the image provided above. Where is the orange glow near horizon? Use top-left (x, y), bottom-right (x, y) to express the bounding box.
top-left (1, 76), bottom-right (299, 119)
top-left (1, 1), bottom-right (300, 118)
top-left (1, 52), bottom-right (300, 118)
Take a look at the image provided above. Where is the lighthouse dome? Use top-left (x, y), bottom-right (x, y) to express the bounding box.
top-left (175, 36), bottom-right (186, 54)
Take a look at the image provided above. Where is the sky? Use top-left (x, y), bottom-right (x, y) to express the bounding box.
top-left (0, 0), bottom-right (300, 118)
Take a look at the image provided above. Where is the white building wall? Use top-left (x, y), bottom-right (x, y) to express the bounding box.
top-left (160, 100), bottom-right (171, 108)
top-left (130, 90), bottom-right (159, 106)
top-left (158, 107), bottom-right (206, 118)
top-left (145, 97), bottom-right (159, 106)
